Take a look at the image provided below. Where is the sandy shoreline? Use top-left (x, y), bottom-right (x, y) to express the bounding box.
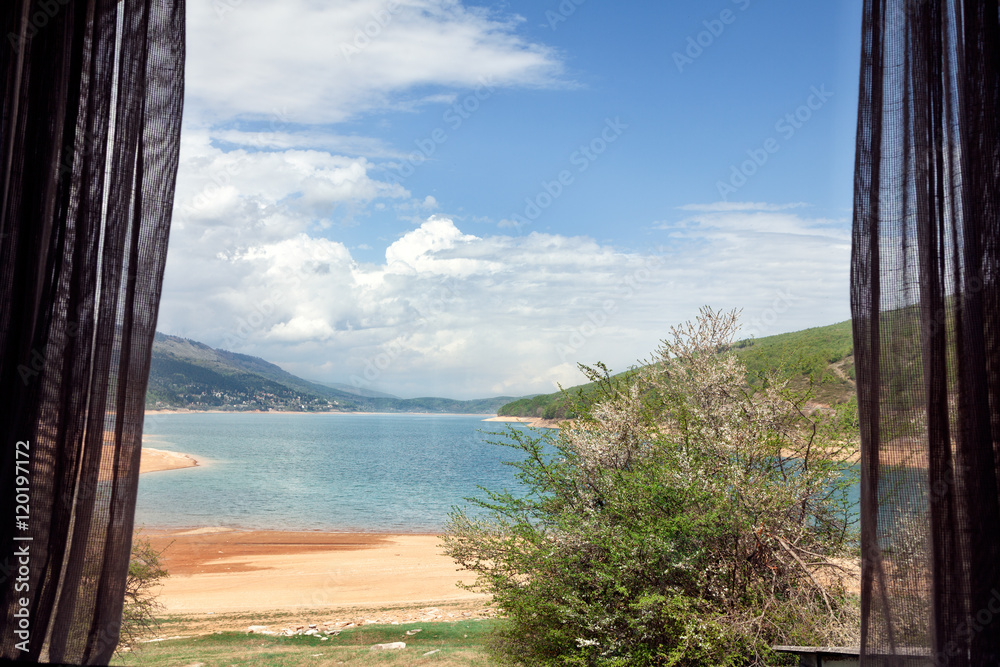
top-left (139, 447), bottom-right (199, 474)
top-left (144, 527), bottom-right (488, 620)
top-left (135, 447), bottom-right (488, 624)
top-left (481, 415), bottom-right (566, 429)
top-left (136, 412), bottom-right (496, 624)
top-left (134, 428), bottom-right (865, 630)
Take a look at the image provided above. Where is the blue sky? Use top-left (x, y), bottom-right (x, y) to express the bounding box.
top-left (159, 0), bottom-right (863, 399)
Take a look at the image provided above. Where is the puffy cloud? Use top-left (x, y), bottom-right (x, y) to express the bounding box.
top-left (172, 129), bottom-right (409, 235)
top-left (186, 0), bottom-right (565, 125)
top-left (158, 208), bottom-right (851, 399)
top-left (160, 4), bottom-right (852, 400)
top-left (384, 216), bottom-right (500, 277)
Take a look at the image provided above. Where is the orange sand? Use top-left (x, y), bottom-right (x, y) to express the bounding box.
top-left (139, 447), bottom-right (198, 474)
top-left (145, 528), bottom-right (487, 614)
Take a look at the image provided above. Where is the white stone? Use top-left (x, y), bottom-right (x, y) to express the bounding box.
top-left (370, 642), bottom-right (406, 651)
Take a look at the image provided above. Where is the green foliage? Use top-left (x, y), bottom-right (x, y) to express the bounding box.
top-left (117, 531), bottom-right (170, 656)
top-left (497, 392), bottom-right (579, 420)
top-left (444, 309), bottom-right (860, 666)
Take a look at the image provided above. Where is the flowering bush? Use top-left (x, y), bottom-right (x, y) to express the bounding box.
top-left (443, 307), bottom-right (860, 666)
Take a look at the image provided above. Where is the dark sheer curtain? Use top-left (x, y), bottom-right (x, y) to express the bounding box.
top-left (853, 0), bottom-right (1000, 665)
top-left (0, 0), bottom-right (183, 663)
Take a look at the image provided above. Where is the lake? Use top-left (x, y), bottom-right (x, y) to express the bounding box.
top-left (136, 412), bottom-right (534, 533)
top-left (136, 412), bottom-right (872, 535)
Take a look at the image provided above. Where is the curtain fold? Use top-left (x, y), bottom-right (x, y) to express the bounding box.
top-left (0, 1), bottom-right (183, 663)
top-left (853, 0), bottom-right (1000, 664)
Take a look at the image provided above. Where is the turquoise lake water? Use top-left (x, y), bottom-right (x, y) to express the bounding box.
top-left (136, 412), bottom-right (869, 535)
top-left (136, 412), bottom-right (533, 533)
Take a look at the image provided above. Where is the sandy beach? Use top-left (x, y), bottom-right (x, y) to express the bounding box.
top-left (482, 415), bottom-right (566, 429)
top-left (136, 447), bottom-right (489, 629)
top-left (139, 446), bottom-right (199, 474)
top-left (145, 528), bottom-right (487, 619)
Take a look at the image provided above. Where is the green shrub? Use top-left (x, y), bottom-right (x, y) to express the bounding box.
top-left (444, 308), bottom-right (859, 666)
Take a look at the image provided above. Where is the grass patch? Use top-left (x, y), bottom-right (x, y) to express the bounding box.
top-left (735, 319), bottom-right (855, 404)
top-left (112, 620), bottom-right (496, 666)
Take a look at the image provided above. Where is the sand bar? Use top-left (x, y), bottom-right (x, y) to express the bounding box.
top-left (145, 528), bottom-right (487, 615)
top-left (482, 415), bottom-right (566, 429)
top-left (139, 447), bottom-right (199, 474)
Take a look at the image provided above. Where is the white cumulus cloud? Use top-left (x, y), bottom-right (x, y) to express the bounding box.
top-left (158, 205), bottom-right (851, 398)
top-left (186, 0), bottom-right (566, 125)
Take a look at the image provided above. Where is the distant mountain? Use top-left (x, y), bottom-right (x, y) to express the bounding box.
top-left (497, 320), bottom-right (856, 419)
top-left (147, 333), bottom-right (522, 414)
top-left (309, 381), bottom-right (400, 400)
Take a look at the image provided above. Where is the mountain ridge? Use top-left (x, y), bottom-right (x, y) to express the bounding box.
top-left (147, 333), bottom-right (521, 414)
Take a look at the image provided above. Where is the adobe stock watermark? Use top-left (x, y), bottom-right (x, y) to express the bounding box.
top-left (7, 0), bottom-right (70, 51)
top-left (174, 107), bottom-right (293, 225)
top-left (350, 276), bottom-right (463, 388)
top-left (741, 289), bottom-right (801, 340)
top-left (716, 85), bottom-right (833, 200)
top-left (672, 0), bottom-right (751, 73)
top-left (545, 0), bottom-right (588, 30)
top-left (219, 259), bottom-right (319, 352)
top-left (11, 439), bottom-right (32, 653)
top-left (502, 117), bottom-right (627, 229)
top-left (384, 77), bottom-right (497, 185)
top-left (213, 0), bottom-right (246, 21)
top-left (555, 256), bottom-right (663, 363)
top-left (932, 588), bottom-right (1000, 666)
top-left (340, 0), bottom-right (403, 62)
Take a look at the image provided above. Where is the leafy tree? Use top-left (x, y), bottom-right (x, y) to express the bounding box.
top-left (443, 307), bottom-right (860, 666)
top-left (116, 530), bottom-right (169, 656)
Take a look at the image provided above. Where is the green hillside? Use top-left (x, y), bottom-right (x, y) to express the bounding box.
top-left (146, 334), bottom-right (362, 411)
top-left (146, 333), bottom-right (521, 414)
top-left (498, 320), bottom-right (856, 419)
top-left (734, 319), bottom-right (854, 403)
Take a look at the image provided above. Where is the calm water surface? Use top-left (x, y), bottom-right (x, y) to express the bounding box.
top-left (136, 413), bottom-right (533, 532)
